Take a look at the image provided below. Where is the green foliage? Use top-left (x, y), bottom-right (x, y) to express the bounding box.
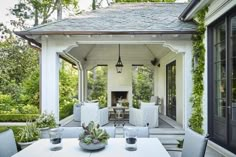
top-left (59, 99), bottom-right (76, 120)
top-left (116, 0), bottom-right (175, 2)
top-left (87, 66), bottom-right (108, 107)
top-left (0, 36), bottom-right (39, 99)
top-left (19, 69), bottom-right (40, 107)
top-left (0, 114), bottom-right (39, 122)
top-left (98, 95), bottom-right (107, 109)
top-left (177, 139), bottom-right (184, 148)
top-left (59, 60), bottom-right (78, 120)
top-left (17, 122), bottom-right (40, 142)
top-left (0, 126), bottom-right (23, 135)
top-left (20, 105), bottom-right (39, 114)
top-left (11, 0), bottom-right (78, 26)
top-left (189, 7), bottom-right (208, 134)
top-left (132, 66), bottom-right (153, 107)
top-left (35, 112), bottom-right (56, 128)
top-left (79, 121), bottom-right (110, 144)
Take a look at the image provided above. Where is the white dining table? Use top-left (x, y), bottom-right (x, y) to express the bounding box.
top-left (12, 138), bottom-right (170, 157)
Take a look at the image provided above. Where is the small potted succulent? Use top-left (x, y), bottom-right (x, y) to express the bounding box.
top-left (35, 112), bottom-right (56, 138)
top-left (17, 122), bottom-right (40, 149)
top-left (79, 121), bottom-right (110, 150)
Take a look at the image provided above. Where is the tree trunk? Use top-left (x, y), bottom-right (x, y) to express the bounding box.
top-left (34, 8), bottom-right (39, 26)
top-left (57, 0), bottom-right (62, 20)
top-left (92, 0), bottom-right (96, 10)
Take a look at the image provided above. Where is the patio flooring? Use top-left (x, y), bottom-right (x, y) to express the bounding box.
top-left (62, 114), bottom-right (228, 157)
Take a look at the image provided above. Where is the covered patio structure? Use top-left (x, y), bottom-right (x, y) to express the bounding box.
top-left (15, 3), bottom-right (196, 129)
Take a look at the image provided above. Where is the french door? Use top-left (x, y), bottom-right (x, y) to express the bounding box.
top-left (208, 8), bottom-right (236, 154)
top-left (166, 61), bottom-right (176, 120)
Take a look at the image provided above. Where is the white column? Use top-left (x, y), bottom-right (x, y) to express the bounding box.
top-left (40, 38), bottom-right (60, 122)
top-left (83, 69), bottom-right (87, 101)
top-left (183, 47), bottom-right (193, 129)
top-left (79, 69), bottom-right (84, 102)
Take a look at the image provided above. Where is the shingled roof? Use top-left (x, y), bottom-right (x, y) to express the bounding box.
top-left (16, 3), bottom-right (197, 36)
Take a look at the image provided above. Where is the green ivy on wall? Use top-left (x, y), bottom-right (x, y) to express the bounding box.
top-left (189, 6), bottom-right (208, 134)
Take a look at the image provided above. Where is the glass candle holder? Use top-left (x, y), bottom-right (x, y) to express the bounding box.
top-left (49, 128), bottom-right (63, 151)
top-left (124, 127), bottom-right (137, 151)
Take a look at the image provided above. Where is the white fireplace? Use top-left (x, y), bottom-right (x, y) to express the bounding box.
top-left (107, 62), bottom-right (133, 107)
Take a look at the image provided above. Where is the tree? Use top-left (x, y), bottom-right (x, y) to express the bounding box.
top-left (11, 0), bottom-right (78, 27)
top-left (132, 66), bottom-right (154, 108)
top-left (0, 25), bottom-right (39, 99)
top-left (59, 60), bottom-right (78, 119)
top-left (87, 66), bottom-right (108, 107)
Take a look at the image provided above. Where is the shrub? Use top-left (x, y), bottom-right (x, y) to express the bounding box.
top-left (20, 105), bottom-right (39, 114)
top-left (0, 114), bottom-right (39, 122)
top-left (59, 101), bottom-right (75, 120)
top-left (35, 112), bottom-right (56, 128)
top-left (17, 122), bottom-right (40, 142)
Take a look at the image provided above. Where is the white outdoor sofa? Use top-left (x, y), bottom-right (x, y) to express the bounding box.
top-left (81, 102), bottom-right (109, 126)
top-left (129, 102), bottom-right (159, 128)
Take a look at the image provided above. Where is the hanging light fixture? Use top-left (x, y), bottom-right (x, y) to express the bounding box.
top-left (115, 44), bottom-right (123, 73)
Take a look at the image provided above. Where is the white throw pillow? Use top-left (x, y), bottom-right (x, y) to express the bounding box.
top-left (84, 102), bottom-right (99, 107)
top-left (140, 102), bottom-right (155, 109)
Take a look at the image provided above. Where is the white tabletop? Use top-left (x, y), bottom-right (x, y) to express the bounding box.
top-left (12, 138), bottom-right (170, 157)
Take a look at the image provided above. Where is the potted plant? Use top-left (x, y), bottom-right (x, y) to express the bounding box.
top-left (35, 112), bottom-right (56, 138)
top-left (17, 122), bottom-right (40, 149)
top-left (79, 121), bottom-right (110, 150)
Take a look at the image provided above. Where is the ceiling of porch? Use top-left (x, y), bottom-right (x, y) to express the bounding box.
top-left (67, 44), bottom-right (173, 67)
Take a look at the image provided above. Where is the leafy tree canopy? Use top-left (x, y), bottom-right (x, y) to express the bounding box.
top-left (11, 0), bottom-right (78, 27)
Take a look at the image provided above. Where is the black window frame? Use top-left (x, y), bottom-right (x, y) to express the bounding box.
top-left (208, 6), bottom-right (236, 154)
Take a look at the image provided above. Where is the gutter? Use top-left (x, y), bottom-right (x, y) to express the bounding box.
top-left (15, 30), bottom-right (197, 36)
top-left (179, 0), bottom-right (200, 21)
top-left (15, 32), bottom-right (42, 48)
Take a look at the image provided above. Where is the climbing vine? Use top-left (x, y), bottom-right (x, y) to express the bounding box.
top-left (189, 6), bottom-right (208, 134)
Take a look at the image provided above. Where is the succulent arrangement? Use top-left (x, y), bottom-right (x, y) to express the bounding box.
top-left (35, 112), bottom-right (56, 129)
top-left (79, 121), bottom-right (110, 145)
top-left (17, 122), bottom-right (40, 143)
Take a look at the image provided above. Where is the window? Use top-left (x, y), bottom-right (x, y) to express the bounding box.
top-left (208, 7), bottom-right (236, 154)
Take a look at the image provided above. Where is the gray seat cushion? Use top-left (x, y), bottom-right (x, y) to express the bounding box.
top-left (0, 129), bottom-right (17, 157)
top-left (181, 129), bottom-right (208, 157)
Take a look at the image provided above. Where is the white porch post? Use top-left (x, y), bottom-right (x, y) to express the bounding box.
top-left (79, 69), bottom-right (85, 102)
top-left (40, 38), bottom-right (60, 122)
top-left (83, 69), bottom-right (87, 101)
top-left (183, 45), bottom-right (193, 129)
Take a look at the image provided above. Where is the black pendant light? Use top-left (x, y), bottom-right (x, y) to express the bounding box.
top-left (115, 44), bottom-right (123, 73)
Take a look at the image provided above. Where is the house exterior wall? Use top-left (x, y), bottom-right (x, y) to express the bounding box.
top-left (155, 53), bottom-right (184, 126)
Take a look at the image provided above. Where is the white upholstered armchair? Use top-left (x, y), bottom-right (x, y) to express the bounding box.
top-left (81, 102), bottom-right (109, 126)
top-left (129, 102), bottom-right (159, 128)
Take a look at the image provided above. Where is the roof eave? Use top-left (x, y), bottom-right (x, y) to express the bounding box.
top-left (15, 31), bottom-right (42, 47)
top-left (179, 0), bottom-right (212, 21)
top-left (179, 0), bottom-right (200, 21)
top-left (15, 30), bottom-right (197, 36)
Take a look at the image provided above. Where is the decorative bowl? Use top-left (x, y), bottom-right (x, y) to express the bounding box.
top-left (79, 142), bottom-right (106, 150)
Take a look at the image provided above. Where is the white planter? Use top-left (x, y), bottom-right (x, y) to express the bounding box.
top-left (18, 141), bottom-right (36, 149)
top-left (39, 127), bottom-right (50, 138)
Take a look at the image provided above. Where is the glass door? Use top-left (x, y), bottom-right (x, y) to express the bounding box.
top-left (212, 21), bottom-right (227, 144)
top-left (209, 11), bottom-right (236, 153)
top-left (229, 15), bottom-right (236, 150)
top-left (166, 61), bottom-right (176, 120)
